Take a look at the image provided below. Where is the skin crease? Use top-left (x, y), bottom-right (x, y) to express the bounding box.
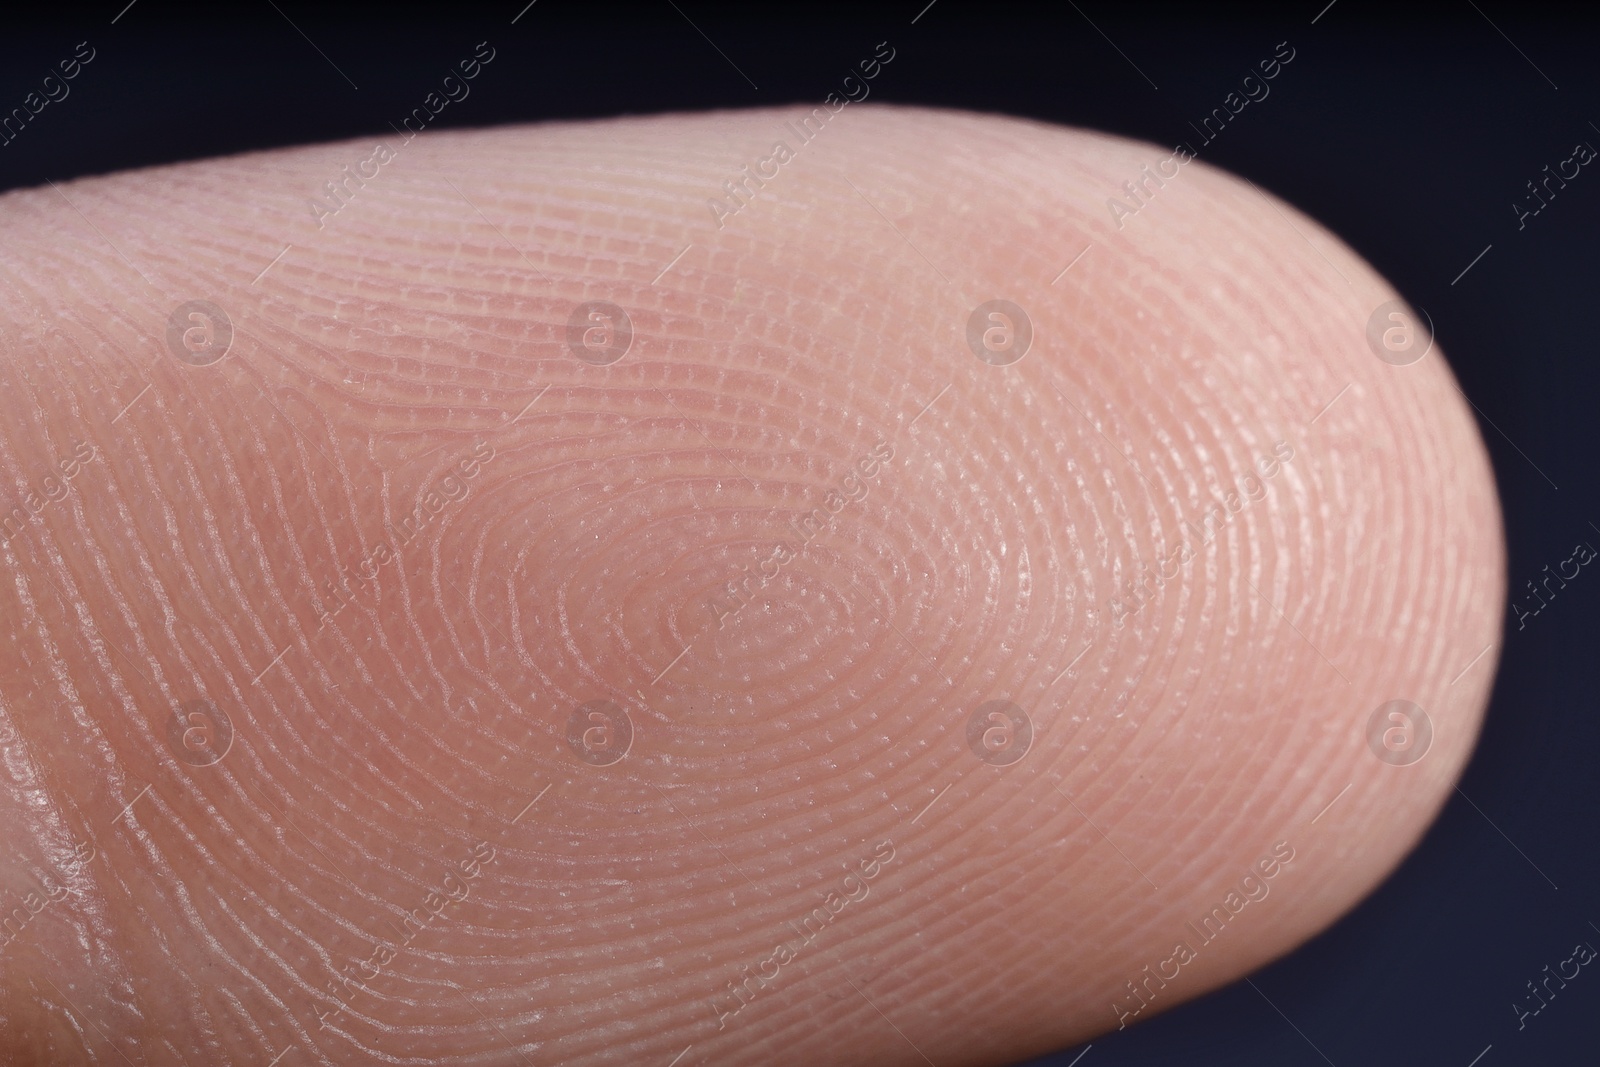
top-left (0, 106), bottom-right (1502, 1066)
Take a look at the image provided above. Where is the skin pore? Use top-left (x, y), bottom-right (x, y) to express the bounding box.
top-left (0, 107), bottom-right (1502, 1065)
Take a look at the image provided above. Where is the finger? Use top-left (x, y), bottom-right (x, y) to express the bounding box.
top-left (0, 106), bottom-right (1502, 1066)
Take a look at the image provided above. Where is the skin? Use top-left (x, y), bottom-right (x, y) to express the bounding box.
top-left (0, 106), bottom-right (1502, 1066)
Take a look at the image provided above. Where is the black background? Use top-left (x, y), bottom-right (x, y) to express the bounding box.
top-left (2, 2), bottom-right (1596, 1065)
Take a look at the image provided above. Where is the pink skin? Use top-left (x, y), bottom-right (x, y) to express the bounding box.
top-left (0, 107), bottom-right (1502, 1065)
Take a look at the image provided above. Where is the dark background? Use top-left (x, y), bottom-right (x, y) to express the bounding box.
top-left (2, 2), bottom-right (1596, 1065)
